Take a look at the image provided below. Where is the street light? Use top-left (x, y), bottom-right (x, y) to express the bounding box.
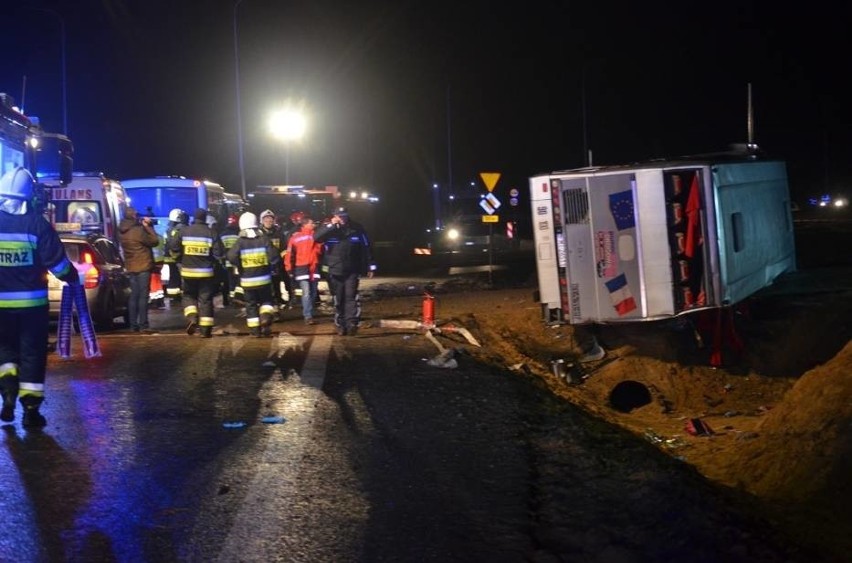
top-left (233, 0), bottom-right (247, 199)
top-left (269, 107), bottom-right (307, 185)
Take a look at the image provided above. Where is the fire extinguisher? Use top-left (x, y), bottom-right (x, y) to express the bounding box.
top-left (422, 292), bottom-right (435, 327)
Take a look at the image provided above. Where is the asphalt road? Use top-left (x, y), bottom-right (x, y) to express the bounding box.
top-left (0, 293), bottom-right (822, 562)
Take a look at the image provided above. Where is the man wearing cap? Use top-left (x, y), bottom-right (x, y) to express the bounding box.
top-left (258, 209), bottom-right (288, 312)
top-left (313, 206), bottom-right (376, 336)
top-left (0, 167), bottom-right (80, 427)
top-left (168, 208), bottom-right (224, 338)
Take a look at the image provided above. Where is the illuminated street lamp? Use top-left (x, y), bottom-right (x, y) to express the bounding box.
top-left (269, 107), bottom-right (307, 185)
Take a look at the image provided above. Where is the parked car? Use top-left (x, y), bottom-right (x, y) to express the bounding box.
top-left (47, 232), bottom-right (131, 330)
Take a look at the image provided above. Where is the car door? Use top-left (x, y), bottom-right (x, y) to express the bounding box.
top-left (93, 237), bottom-right (131, 308)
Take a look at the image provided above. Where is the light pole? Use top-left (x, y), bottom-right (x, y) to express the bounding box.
top-left (269, 107), bottom-right (307, 185)
top-left (29, 7), bottom-right (67, 136)
top-left (233, 0), bottom-right (247, 198)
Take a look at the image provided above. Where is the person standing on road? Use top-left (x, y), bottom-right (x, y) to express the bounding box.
top-left (313, 206), bottom-right (376, 336)
top-left (219, 214), bottom-right (241, 305)
top-left (258, 209), bottom-right (287, 311)
top-left (0, 167), bottom-right (81, 428)
top-left (169, 208), bottom-right (223, 338)
top-left (163, 208), bottom-right (187, 303)
top-left (118, 206), bottom-right (160, 334)
top-left (227, 212), bottom-right (281, 337)
top-left (285, 215), bottom-right (322, 325)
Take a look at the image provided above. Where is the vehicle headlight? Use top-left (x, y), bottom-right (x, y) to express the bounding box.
top-left (446, 228), bottom-right (460, 241)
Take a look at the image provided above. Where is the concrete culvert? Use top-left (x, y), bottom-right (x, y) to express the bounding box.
top-left (609, 380), bottom-right (652, 413)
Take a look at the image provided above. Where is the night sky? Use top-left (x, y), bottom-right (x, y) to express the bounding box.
top-left (2, 0), bottom-right (850, 236)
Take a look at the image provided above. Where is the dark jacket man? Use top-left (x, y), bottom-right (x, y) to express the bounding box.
top-left (313, 207), bottom-right (375, 335)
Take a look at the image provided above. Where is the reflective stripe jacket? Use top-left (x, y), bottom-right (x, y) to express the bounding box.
top-left (168, 223), bottom-right (223, 279)
top-left (162, 221), bottom-right (185, 264)
top-left (0, 211), bottom-right (77, 309)
top-left (219, 225), bottom-right (240, 267)
top-left (285, 226), bottom-right (322, 281)
top-left (225, 229), bottom-right (281, 288)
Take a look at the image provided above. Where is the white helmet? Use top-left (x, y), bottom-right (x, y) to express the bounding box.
top-left (205, 214), bottom-right (217, 228)
top-left (239, 211), bottom-right (258, 230)
top-left (260, 209), bottom-right (275, 221)
top-left (0, 167), bottom-right (35, 200)
top-left (168, 208), bottom-right (183, 222)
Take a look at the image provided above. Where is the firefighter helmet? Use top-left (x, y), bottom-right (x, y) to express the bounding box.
top-left (239, 212), bottom-right (258, 230)
top-left (260, 209), bottom-right (276, 222)
top-left (168, 208), bottom-right (183, 222)
top-left (0, 167), bottom-right (34, 201)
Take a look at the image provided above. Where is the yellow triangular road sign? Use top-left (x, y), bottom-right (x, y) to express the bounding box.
top-left (480, 172), bottom-right (500, 192)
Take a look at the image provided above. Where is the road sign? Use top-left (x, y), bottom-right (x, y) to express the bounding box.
top-left (482, 214), bottom-right (499, 223)
top-left (480, 172), bottom-right (500, 192)
top-left (484, 192), bottom-right (501, 209)
top-left (479, 198), bottom-right (495, 214)
top-left (509, 188), bottom-right (519, 197)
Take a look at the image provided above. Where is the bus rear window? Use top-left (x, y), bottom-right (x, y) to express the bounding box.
top-left (125, 187), bottom-right (198, 217)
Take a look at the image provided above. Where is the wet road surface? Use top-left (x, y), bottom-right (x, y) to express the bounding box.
top-left (0, 289), bottom-right (821, 562)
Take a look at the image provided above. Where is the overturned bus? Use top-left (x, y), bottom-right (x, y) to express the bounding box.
top-left (529, 152), bottom-right (796, 325)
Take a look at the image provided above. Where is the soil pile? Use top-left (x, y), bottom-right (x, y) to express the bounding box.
top-left (364, 266), bottom-right (852, 559)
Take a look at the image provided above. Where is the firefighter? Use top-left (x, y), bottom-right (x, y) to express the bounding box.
top-left (258, 209), bottom-right (288, 310)
top-left (219, 214), bottom-right (242, 305)
top-left (168, 207), bottom-right (224, 338)
top-left (227, 212), bottom-right (281, 337)
top-left (163, 208), bottom-right (187, 303)
top-left (0, 167), bottom-right (81, 428)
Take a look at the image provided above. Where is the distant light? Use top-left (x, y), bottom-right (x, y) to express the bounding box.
top-left (432, 183), bottom-right (438, 189)
top-left (834, 198), bottom-right (847, 208)
top-left (446, 228), bottom-right (460, 241)
top-left (349, 190), bottom-right (357, 199)
top-left (360, 191), bottom-right (368, 200)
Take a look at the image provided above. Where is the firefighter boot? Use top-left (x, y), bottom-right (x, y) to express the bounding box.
top-left (185, 314), bottom-right (198, 335)
top-left (200, 327), bottom-right (213, 339)
top-left (20, 396), bottom-right (46, 429)
top-left (0, 371), bottom-right (19, 423)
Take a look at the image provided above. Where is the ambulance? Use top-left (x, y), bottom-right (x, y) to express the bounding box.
top-left (44, 172), bottom-right (128, 243)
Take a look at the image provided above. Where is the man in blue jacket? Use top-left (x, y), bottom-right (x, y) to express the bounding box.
top-left (313, 207), bottom-right (376, 336)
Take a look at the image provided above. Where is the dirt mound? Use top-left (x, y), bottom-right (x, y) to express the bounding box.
top-left (363, 269), bottom-right (852, 559)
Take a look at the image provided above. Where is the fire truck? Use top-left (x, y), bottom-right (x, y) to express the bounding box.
top-left (0, 92), bottom-right (73, 198)
top-left (246, 184), bottom-right (380, 232)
